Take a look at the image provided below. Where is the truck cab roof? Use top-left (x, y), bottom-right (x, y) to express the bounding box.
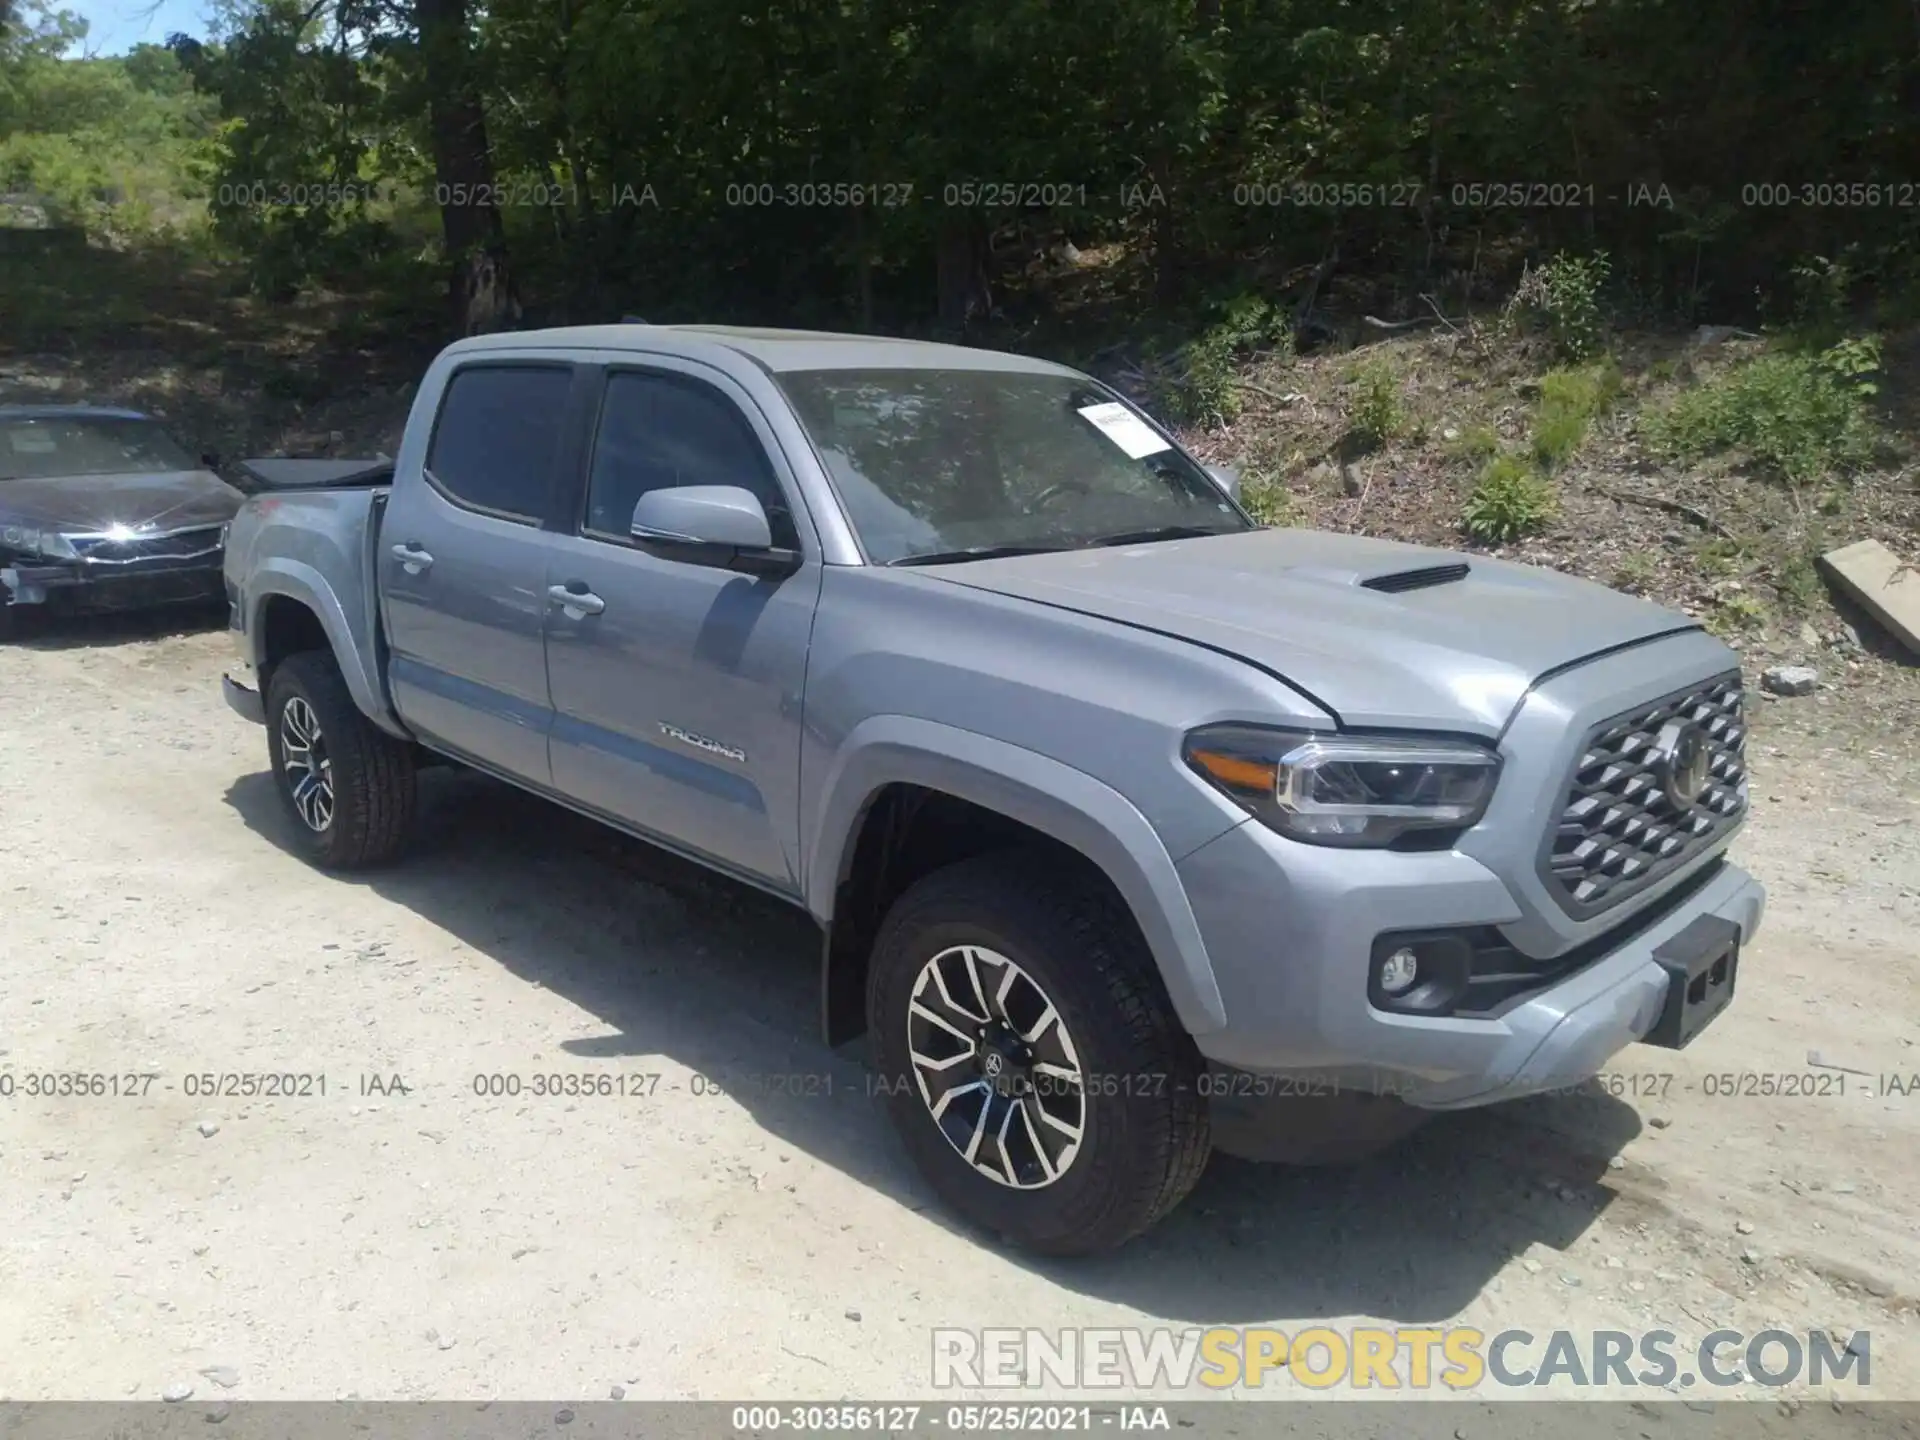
top-left (443, 324), bottom-right (1079, 376)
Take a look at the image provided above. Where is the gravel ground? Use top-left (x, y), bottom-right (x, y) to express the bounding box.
top-left (2, 609), bottom-right (1918, 1407)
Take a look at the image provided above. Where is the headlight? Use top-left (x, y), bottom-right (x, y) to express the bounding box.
top-left (0, 525), bottom-right (75, 560)
top-left (1183, 725), bottom-right (1500, 847)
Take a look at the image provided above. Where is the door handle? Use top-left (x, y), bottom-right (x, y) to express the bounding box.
top-left (548, 583), bottom-right (606, 617)
top-left (391, 542), bottom-right (433, 575)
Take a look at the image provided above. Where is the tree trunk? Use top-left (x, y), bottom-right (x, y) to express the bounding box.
top-left (417, 0), bottom-right (520, 335)
top-left (935, 212), bottom-right (992, 330)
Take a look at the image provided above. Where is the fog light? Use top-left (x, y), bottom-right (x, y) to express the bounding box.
top-left (1377, 947), bottom-right (1420, 995)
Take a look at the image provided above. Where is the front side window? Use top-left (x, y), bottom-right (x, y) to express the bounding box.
top-left (426, 365), bottom-right (572, 522)
top-left (0, 416), bottom-right (195, 481)
top-left (583, 371), bottom-right (797, 548)
top-left (775, 368), bottom-right (1247, 564)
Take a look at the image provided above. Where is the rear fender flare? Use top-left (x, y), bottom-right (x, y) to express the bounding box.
top-left (248, 560), bottom-right (406, 738)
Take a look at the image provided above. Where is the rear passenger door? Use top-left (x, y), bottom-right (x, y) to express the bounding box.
top-left (542, 362), bottom-right (822, 892)
top-left (382, 361), bottom-right (579, 783)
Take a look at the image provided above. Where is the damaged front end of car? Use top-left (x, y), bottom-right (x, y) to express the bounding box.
top-left (3, 518), bottom-right (231, 612)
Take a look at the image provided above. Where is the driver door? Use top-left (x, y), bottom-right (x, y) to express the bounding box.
top-left (542, 362), bottom-right (822, 893)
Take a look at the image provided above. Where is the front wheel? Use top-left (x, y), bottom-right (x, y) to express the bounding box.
top-left (265, 650), bottom-right (417, 869)
top-left (868, 852), bottom-right (1211, 1255)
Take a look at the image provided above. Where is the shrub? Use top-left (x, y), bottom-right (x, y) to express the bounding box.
top-left (1645, 337), bottom-right (1880, 483)
top-left (1462, 453), bottom-right (1556, 543)
top-left (1444, 424), bottom-right (1500, 464)
top-left (1347, 359), bottom-right (1402, 449)
top-left (1167, 293), bottom-right (1295, 427)
top-left (1612, 553), bottom-right (1658, 594)
top-left (1708, 591), bottom-right (1769, 636)
top-left (1776, 551), bottom-right (1824, 612)
top-left (1507, 252), bottom-right (1611, 361)
top-left (1170, 330), bottom-right (1241, 425)
top-left (1238, 477), bottom-right (1294, 527)
top-left (1531, 361), bottom-right (1623, 470)
top-left (1785, 254), bottom-right (1853, 345)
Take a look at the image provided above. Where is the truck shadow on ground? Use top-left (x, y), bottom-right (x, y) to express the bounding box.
top-left (225, 763), bottom-right (1645, 1326)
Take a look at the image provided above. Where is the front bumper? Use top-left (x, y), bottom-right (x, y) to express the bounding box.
top-left (1175, 816), bottom-right (1765, 1111)
top-left (2, 557), bottom-right (225, 612)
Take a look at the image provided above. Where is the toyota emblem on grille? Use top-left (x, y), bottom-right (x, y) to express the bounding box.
top-left (1654, 719), bottom-right (1711, 810)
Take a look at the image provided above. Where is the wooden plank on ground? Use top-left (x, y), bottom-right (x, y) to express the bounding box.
top-left (1819, 538), bottom-right (1920, 655)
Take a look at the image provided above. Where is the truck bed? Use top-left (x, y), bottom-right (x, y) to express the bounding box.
top-left (234, 457), bottom-right (394, 493)
top-left (224, 478), bottom-right (403, 734)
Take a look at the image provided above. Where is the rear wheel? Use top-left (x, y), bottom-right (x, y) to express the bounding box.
top-left (868, 852), bottom-right (1211, 1255)
top-left (265, 650), bottom-right (416, 869)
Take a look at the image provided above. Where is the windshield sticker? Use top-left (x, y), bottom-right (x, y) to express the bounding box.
top-left (8, 429), bottom-right (56, 453)
top-left (1076, 402), bottom-right (1172, 459)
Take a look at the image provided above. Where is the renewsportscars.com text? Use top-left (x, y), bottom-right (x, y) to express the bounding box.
top-left (931, 1326), bottom-right (1870, 1392)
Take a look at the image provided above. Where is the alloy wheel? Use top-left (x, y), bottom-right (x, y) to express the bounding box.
top-left (906, 944), bottom-right (1086, 1189)
top-left (278, 695), bottom-right (335, 832)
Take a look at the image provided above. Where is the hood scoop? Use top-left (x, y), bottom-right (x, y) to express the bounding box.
top-left (1361, 562), bottom-right (1471, 594)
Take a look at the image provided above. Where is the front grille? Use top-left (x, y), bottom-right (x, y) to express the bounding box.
top-left (1545, 672), bottom-right (1748, 916)
top-left (72, 526), bottom-right (224, 565)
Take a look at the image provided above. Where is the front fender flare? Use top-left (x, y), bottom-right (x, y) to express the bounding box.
top-left (247, 559), bottom-right (406, 738)
top-left (807, 715), bottom-right (1229, 1037)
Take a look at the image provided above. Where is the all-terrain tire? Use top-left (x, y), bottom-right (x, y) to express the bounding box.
top-left (265, 649), bottom-right (417, 870)
top-left (868, 851), bottom-right (1211, 1255)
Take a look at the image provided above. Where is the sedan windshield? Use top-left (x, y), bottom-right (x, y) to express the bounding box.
top-left (0, 416), bottom-right (196, 481)
top-left (776, 368), bottom-right (1249, 565)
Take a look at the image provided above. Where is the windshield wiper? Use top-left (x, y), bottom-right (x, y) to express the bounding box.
top-left (888, 543), bottom-right (1070, 567)
top-left (1085, 524), bottom-right (1230, 548)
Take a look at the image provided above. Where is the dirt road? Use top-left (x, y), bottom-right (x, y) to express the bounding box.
top-left (2, 612), bottom-right (1917, 1404)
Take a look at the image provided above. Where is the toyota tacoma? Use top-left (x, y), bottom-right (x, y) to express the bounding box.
top-left (219, 325), bottom-right (1762, 1253)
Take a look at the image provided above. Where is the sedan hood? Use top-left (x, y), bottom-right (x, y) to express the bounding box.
top-left (927, 529), bottom-right (1703, 735)
top-left (0, 469), bottom-right (242, 535)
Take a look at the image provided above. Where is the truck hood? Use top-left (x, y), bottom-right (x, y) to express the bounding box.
top-left (927, 529), bottom-right (1704, 735)
top-left (0, 469), bottom-right (242, 535)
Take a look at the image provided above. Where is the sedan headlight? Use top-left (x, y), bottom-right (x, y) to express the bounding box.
top-left (1183, 725), bottom-right (1500, 847)
top-left (0, 524), bottom-right (76, 560)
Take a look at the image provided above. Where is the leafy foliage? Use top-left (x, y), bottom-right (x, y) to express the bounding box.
top-left (1238, 476), bottom-right (1294, 528)
top-left (1167, 294), bottom-right (1294, 426)
top-left (1507, 254), bottom-right (1611, 362)
top-left (1645, 338), bottom-right (1882, 483)
top-left (5, 0), bottom-right (1918, 341)
top-left (0, 3), bottom-right (217, 239)
top-left (1443, 424), bottom-right (1500, 465)
top-left (1463, 453), bottom-right (1556, 544)
top-left (1531, 361), bottom-right (1622, 471)
top-left (1345, 359), bottom-right (1401, 451)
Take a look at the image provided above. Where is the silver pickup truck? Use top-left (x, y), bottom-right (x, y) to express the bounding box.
top-left (221, 324), bottom-right (1763, 1254)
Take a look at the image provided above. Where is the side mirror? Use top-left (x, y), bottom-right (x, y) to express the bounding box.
top-left (1205, 464), bottom-right (1241, 500)
top-left (631, 485), bottom-right (800, 579)
top-left (201, 450), bottom-right (223, 470)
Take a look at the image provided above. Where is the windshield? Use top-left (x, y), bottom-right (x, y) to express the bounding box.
top-left (0, 416), bottom-right (196, 481)
top-left (776, 368), bottom-right (1249, 565)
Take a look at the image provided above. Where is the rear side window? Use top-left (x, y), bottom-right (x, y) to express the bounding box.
top-left (426, 365), bottom-right (572, 521)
